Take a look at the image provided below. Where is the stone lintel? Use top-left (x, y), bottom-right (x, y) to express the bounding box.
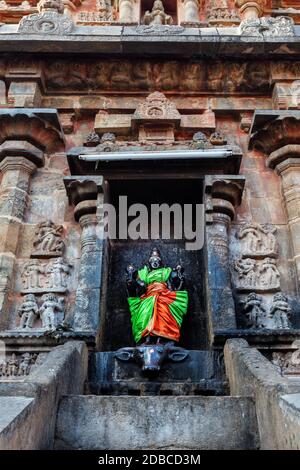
top-left (0, 141), bottom-right (44, 168)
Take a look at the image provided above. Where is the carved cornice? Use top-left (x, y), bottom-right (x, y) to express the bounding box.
top-left (0, 109), bottom-right (65, 153)
top-left (249, 115), bottom-right (300, 157)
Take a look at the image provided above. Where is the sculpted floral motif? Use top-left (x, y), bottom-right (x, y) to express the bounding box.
top-left (240, 16), bottom-right (295, 37)
top-left (18, 10), bottom-right (74, 35)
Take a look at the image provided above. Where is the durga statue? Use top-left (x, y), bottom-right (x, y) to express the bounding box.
top-left (126, 247), bottom-right (188, 344)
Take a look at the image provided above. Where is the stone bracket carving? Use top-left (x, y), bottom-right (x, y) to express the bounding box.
top-left (18, 10), bottom-right (75, 35)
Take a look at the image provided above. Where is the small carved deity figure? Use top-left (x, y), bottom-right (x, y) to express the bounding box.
top-left (261, 224), bottom-right (277, 253)
top-left (243, 292), bottom-right (266, 328)
top-left (143, 0), bottom-right (173, 26)
top-left (126, 247), bottom-right (188, 344)
top-left (18, 353), bottom-right (34, 376)
top-left (269, 293), bottom-right (291, 329)
top-left (238, 224), bottom-right (262, 253)
top-left (18, 294), bottom-right (39, 329)
top-left (258, 258), bottom-right (280, 289)
top-left (33, 220), bottom-right (65, 256)
top-left (234, 257), bottom-right (256, 288)
top-left (6, 354), bottom-right (19, 377)
top-left (22, 260), bottom-right (44, 290)
top-left (39, 293), bottom-right (64, 330)
top-left (46, 257), bottom-right (71, 289)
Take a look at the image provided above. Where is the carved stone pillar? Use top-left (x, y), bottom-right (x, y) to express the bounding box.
top-left (205, 176), bottom-right (245, 339)
top-left (119, 0), bottom-right (133, 22)
top-left (183, 0), bottom-right (199, 23)
top-left (235, 0), bottom-right (265, 20)
top-left (64, 176), bottom-right (104, 333)
top-left (267, 146), bottom-right (300, 285)
top-left (0, 141), bottom-right (43, 328)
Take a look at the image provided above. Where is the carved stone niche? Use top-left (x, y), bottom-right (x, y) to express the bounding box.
top-left (132, 91), bottom-right (181, 141)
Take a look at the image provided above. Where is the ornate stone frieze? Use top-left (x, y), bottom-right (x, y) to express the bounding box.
top-left (21, 257), bottom-right (71, 294)
top-left (41, 59), bottom-right (270, 93)
top-left (135, 25), bottom-right (185, 34)
top-left (242, 292), bottom-right (291, 329)
top-left (233, 257), bottom-right (280, 292)
top-left (207, 0), bottom-right (240, 26)
top-left (0, 352), bottom-right (39, 379)
top-left (31, 220), bottom-right (65, 258)
top-left (77, 0), bottom-right (116, 24)
top-left (237, 223), bottom-right (278, 258)
top-left (143, 0), bottom-right (173, 25)
top-left (239, 16), bottom-right (295, 37)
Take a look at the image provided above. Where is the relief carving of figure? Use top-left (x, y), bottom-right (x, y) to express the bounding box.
top-left (234, 258), bottom-right (256, 288)
top-left (21, 260), bottom-right (44, 290)
top-left (238, 223), bottom-right (277, 257)
top-left (238, 224), bottom-right (262, 253)
top-left (269, 293), bottom-right (291, 329)
top-left (243, 292), bottom-right (266, 328)
top-left (46, 257), bottom-right (71, 289)
top-left (32, 220), bottom-right (65, 256)
top-left (258, 258), bottom-right (280, 289)
top-left (143, 0), bottom-right (173, 26)
top-left (126, 247), bottom-right (188, 344)
top-left (40, 293), bottom-right (64, 330)
top-left (17, 294), bottom-right (39, 329)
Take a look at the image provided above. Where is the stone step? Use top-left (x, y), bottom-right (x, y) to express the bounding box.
top-left (54, 395), bottom-right (259, 450)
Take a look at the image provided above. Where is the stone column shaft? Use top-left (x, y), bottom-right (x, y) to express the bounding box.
top-left (64, 177), bottom-right (104, 333)
top-left (205, 176), bottom-right (245, 339)
top-left (270, 148), bottom-right (300, 285)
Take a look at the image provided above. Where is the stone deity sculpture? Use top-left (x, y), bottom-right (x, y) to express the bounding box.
top-left (40, 293), bottom-right (64, 330)
top-left (126, 247), bottom-right (188, 344)
top-left (269, 293), bottom-right (291, 329)
top-left (143, 0), bottom-right (173, 26)
top-left (18, 294), bottom-right (39, 329)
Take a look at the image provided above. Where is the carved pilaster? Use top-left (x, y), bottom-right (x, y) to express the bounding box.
top-left (64, 176), bottom-right (104, 333)
top-left (0, 141), bottom-right (43, 329)
top-left (205, 176), bottom-right (245, 338)
top-left (235, 0), bottom-right (265, 20)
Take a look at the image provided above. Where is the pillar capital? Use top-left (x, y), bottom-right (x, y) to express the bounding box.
top-left (267, 145), bottom-right (300, 172)
top-left (0, 140), bottom-right (44, 168)
top-left (205, 175), bottom-right (245, 222)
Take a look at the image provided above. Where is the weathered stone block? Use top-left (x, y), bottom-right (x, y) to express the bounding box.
top-left (94, 113), bottom-right (132, 134)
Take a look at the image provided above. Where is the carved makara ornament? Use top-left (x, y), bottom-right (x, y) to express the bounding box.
top-left (239, 16), bottom-right (295, 37)
top-left (32, 220), bottom-right (65, 258)
top-left (18, 0), bottom-right (74, 34)
top-left (143, 0), bottom-right (173, 26)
